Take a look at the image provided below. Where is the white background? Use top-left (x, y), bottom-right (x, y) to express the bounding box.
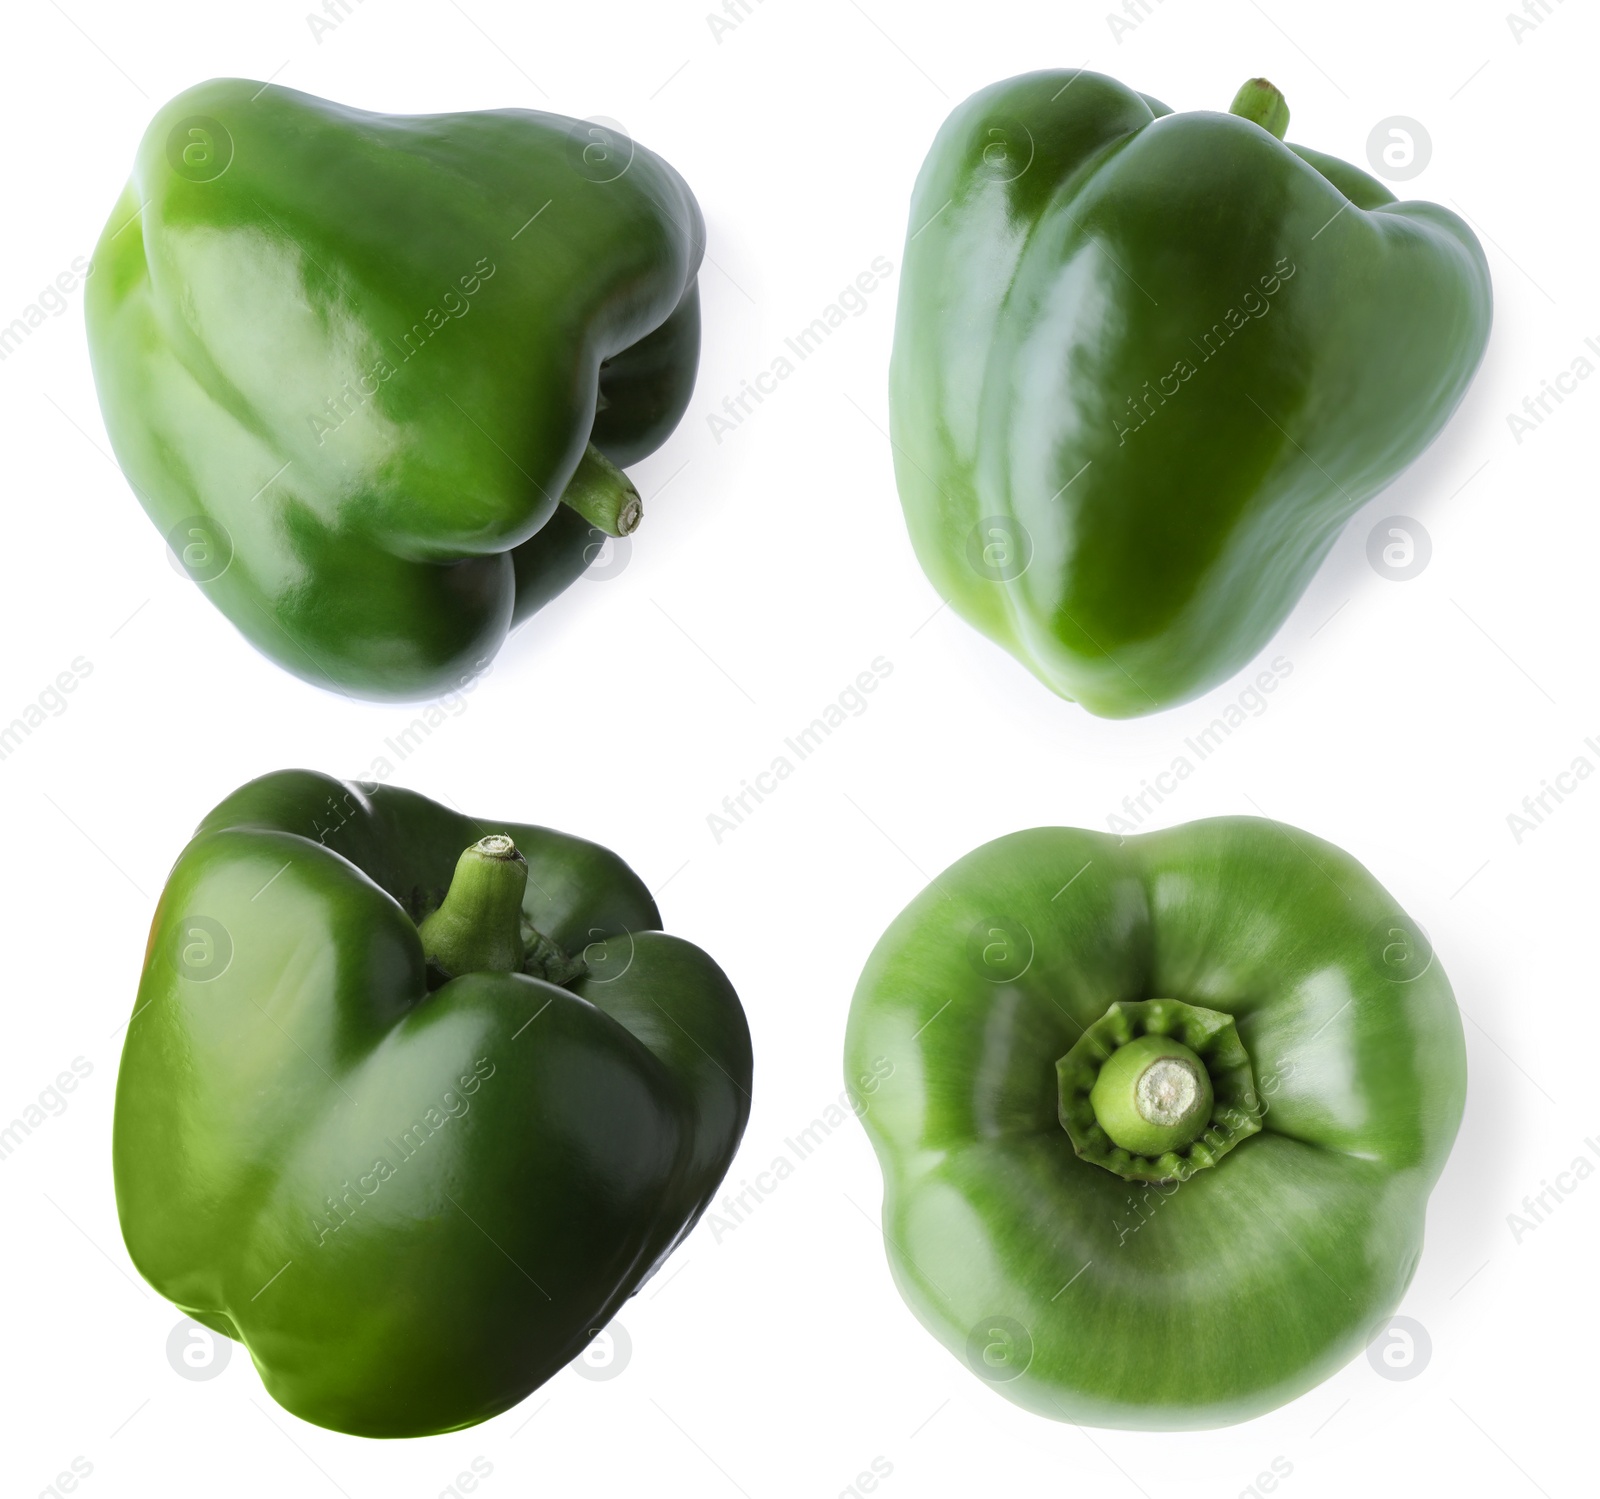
top-left (0, 0), bottom-right (1591, 1495)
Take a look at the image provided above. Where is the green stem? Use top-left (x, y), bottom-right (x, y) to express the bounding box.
top-left (1229, 78), bottom-right (1290, 141)
top-left (559, 442), bottom-right (642, 538)
top-left (1089, 1033), bottom-right (1214, 1157)
top-left (418, 835), bottom-right (528, 978)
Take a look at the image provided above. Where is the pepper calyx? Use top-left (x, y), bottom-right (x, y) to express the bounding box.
top-left (522, 926), bottom-right (588, 987)
top-left (1057, 998), bottom-right (1262, 1182)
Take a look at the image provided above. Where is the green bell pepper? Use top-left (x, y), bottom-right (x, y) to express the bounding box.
top-left (889, 72), bottom-right (1491, 716)
top-left (114, 771), bottom-right (751, 1437)
top-left (86, 80), bottom-right (703, 699)
top-left (843, 816), bottom-right (1464, 1428)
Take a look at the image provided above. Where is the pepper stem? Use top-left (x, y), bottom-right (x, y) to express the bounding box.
top-left (1058, 998), bottom-right (1263, 1182)
top-left (418, 835), bottom-right (528, 978)
top-left (1089, 1034), bottom-right (1214, 1157)
top-left (1228, 78), bottom-right (1290, 140)
top-left (559, 443), bottom-right (642, 538)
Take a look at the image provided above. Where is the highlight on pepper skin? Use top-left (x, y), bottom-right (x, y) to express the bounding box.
top-left (85, 79), bottom-right (706, 699)
top-left (844, 815), bottom-right (1465, 1428)
top-left (889, 69), bottom-right (1492, 718)
top-left (112, 770), bottom-right (753, 1438)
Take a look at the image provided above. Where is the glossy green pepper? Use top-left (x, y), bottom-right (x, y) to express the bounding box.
top-left (844, 817), bottom-right (1464, 1428)
top-left (86, 80), bottom-right (703, 698)
top-left (889, 72), bottom-right (1491, 716)
top-left (114, 771), bottom-right (751, 1437)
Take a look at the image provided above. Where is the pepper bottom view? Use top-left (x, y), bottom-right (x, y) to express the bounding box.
top-left (114, 771), bottom-right (752, 1437)
top-left (843, 817), bottom-right (1465, 1428)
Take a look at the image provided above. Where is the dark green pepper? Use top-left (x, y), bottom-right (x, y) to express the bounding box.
top-left (844, 816), bottom-right (1464, 1428)
top-left (114, 771), bottom-right (751, 1437)
top-left (890, 72), bottom-right (1491, 716)
top-left (86, 80), bottom-right (703, 698)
